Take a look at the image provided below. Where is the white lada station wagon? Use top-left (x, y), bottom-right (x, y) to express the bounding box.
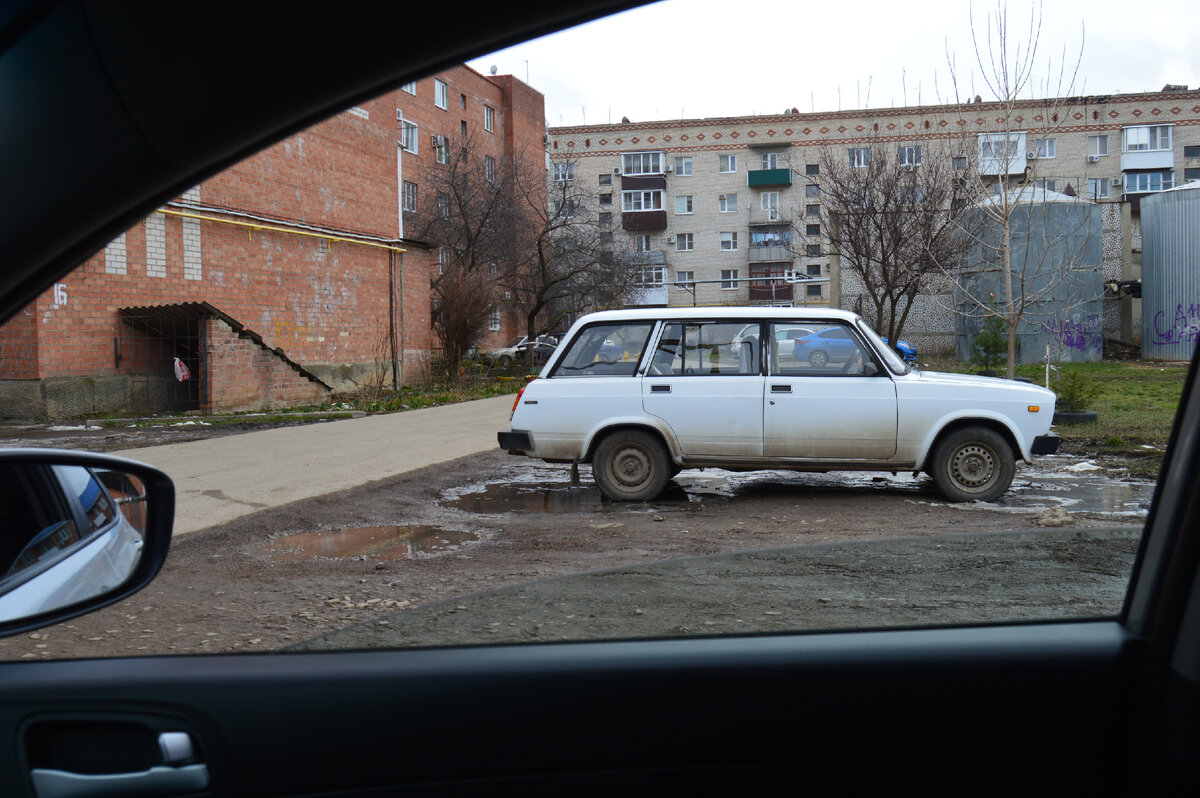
top-left (498, 307), bottom-right (1060, 503)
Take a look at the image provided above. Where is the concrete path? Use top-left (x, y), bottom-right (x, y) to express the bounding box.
top-left (113, 395), bottom-right (515, 536)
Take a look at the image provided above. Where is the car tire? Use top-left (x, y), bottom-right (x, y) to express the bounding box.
top-left (929, 426), bottom-right (1015, 502)
top-left (808, 350), bottom-right (829, 368)
top-left (593, 430), bottom-right (670, 502)
top-left (496, 355), bottom-right (513, 369)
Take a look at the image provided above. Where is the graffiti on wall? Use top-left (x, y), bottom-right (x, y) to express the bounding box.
top-left (1043, 313), bottom-right (1102, 353)
top-left (1151, 304), bottom-right (1200, 346)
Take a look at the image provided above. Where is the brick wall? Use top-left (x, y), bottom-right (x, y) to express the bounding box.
top-left (203, 318), bottom-right (328, 411)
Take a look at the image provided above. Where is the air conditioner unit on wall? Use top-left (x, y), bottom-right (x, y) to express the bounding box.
top-left (1026, 151), bottom-right (1037, 159)
top-left (1087, 155), bottom-right (1101, 163)
top-left (666, 235), bottom-right (676, 244)
top-left (664, 164), bottom-right (673, 172)
top-left (1111, 176), bottom-right (1124, 187)
top-left (613, 167), bottom-right (622, 175)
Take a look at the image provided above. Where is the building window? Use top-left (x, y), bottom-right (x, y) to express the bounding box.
top-left (1087, 177), bottom-right (1109, 199)
top-left (600, 231), bottom-right (613, 244)
top-left (402, 181), bottom-right (417, 212)
top-left (719, 193), bottom-right (738, 213)
top-left (675, 195), bottom-right (693, 214)
top-left (598, 212), bottom-right (612, 226)
top-left (599, 173), bottom-right (612, 185)
top-left (1124, 125), bottom-right (1172, 152)
top-left (622, 190), bottom-right (664, 211)
top-left (552, 199), bottom-right (577, 218)
top-left (1185, 167), bottom-right (1200, 182)
top-left (805, 224), bottom-right (820, 236)
top-left (485, 155), bottom-right (496, 182)
top-left (676, 233), bottom-right (693, 251)
top-left (675, 270), bottom-right (696, 289)
top-left (806, 244), bottom-right (822, 257)
top-left (400, 120), bottom-right (419, 153)
top-left (599, 193), bottom-right (613, 205)
top-left (460, 120), bottom-right (467, 137)
top-left (622, 151), bottom-right (664, 175)
top-left (848, 148), bottom-right (870, 168)
top-left (634, 234), bottom-right (652, 252)
top-left (1126, 171), bottom-right (1175, 192)
top-left (806, 263), bottom-right (822, 277)
top-left (952, 156), bottom-right (968, 170)
top-left (484, 106), bottom-right (494, 132)
top-left (806, 284), bottom-right (823, 298)
top-left (1035, 178), bottom-right (1056, 192)
top-left (720, 269), bottom-right (739, 289)
top-left (488, 308), bottom-right (500, 332)
top-left (1185, 146), bottom-right (1200, 159)
top-left (761, 152), bottom-right (779, 170)
top-left (806, 163), bottom-right (819, 175)
top-left (749, 228), bottom-right (789, 247)
top-left (553, 162), bottom-right (575, 181)
top-left (719, 154), bottom-right (737, 173)
top-left (1033, 138), bottom-right (1056, 159)
top-left (760, 192), bottom-right (779, 214)
top-left (434, 79), bottom-right (448, 110)
top-left (437, 192), bottom-right (450, 219)
top-left (437, 246), bottom-right (450, 274)
top-left (400, 81), bottom-right (417, 95)
top-left (898, 146), bottom-right (922, 167)
top-left (1089, 135), bottom-right (1109, 157)
top-left (980, 134), bottom-right (1021, 161)
top-left (433, 134), bottom-right (448, 164)
top-left (637, 265), bottom-right (666, 287)
top-left (806, 185), bottom-right (820, 198)
top-left (806, 204), bottom-right (820, 217)
top-left (460, 93), bottom-right (467, 109)
top-left (675, 156), bottom-right (693, 175)
top-left (720, 232), bottom-right (737, 250)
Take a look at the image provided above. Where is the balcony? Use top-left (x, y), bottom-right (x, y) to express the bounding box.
top-left (748, 245), bottom-right (791, 263)
top-left (1121, 149), bottom-right (1174, 172)
top-left (748, 168), bottom-right (792, 188)
top-left (621, 210), bottom-right (667, 231)
top-left (749, 283), bottom-right (793, 302)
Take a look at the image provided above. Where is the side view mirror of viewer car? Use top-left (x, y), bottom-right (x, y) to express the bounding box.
top-left (0, 449), bottom-right (173, 638)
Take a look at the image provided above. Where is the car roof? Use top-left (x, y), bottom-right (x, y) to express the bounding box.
top-left (575, 306), bottom-right (862, 324)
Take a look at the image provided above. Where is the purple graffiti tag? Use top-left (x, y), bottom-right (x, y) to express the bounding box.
top-left (1152, 303), bottom-right (1200, 346)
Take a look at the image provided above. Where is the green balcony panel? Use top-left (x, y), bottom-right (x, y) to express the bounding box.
top-left (748, 168), bottom-right (792, 187)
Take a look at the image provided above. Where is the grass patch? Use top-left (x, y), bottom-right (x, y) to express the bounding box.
top-left (334, 378), bottom-right (522, 414)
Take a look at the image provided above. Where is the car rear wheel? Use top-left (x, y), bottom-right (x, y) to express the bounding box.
top-left (496, 355), bottom-right (513, 369)
top-left (808, 350), bottom-right (829, 368)
top-left (593, 430), bottom-right (670, 502)
top-left (929, 426), bottom-right (1015, 502)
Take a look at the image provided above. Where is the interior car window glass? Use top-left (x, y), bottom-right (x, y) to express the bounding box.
top-left (855, 320), bottom-right (909, 375)
top-left (772, 323), bottom-right (871, 376)
top-left (0, 465), bottom-right (81, 583)
top-left (54, 466), bottom-right (117, 533)
top-left (552, 322), bottom-right (652, 377)
top-left (653, 322), bottom-right (757, 376)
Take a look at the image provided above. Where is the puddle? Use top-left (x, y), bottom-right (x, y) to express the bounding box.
top-left (445, 483), bottom-right (691, 514)
top-left (989, 472), bottom-right (1153, 516)
top-left (267, 525), bottom-right (477, 560)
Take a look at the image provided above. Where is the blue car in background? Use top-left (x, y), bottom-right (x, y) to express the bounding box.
top-left (792, 327), bottom-right (861, 367)
top-left (882, 337), bottom-right (919, 365)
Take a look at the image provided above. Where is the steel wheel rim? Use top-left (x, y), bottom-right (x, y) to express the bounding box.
top-left (949, 443), bottom-right (997, 492)
top-left (809, 351), bottom-right (828, 367)
top-left (608, 444), bottom-right (652, 492)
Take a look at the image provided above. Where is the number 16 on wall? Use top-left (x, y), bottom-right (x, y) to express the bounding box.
top-left (52, 283), bottom-right (67, 306)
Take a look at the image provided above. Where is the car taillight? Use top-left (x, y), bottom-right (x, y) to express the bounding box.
top-left (511, 383), bottom-right (530, 418)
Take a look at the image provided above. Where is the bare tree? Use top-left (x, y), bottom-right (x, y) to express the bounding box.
top-left (940, 0), bottom-right (1095, 378)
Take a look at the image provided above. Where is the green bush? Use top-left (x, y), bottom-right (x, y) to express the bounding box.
top-left (1055, 369), bottom-right (1100, 412)
top-left (970, 317), bottom-right (1008, 372)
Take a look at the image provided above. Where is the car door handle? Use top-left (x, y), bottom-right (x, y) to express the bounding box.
top-left (770, 384), bottom-right (792, 394)
top-left (30, 764), bottom-right (210, 798)
top-left (651, 385), bottom-right (671, 393)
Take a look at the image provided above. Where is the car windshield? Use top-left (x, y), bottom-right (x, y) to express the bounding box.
top-left (0, 0), bottom-right (1185, 662)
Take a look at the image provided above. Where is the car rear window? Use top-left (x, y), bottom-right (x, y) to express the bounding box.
top-left (552, 322), bottom-right (653, 377)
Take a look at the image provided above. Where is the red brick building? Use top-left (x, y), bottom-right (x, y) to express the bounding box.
top-left (0, 68), bottom-right (545, 417)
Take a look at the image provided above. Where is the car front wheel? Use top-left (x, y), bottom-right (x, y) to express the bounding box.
top-left (929, 426), bottom-right (1015, 502)
top-left (593, 430), bottom-right (670, 502)
top-left (808, 350), bottom-right (829, 368)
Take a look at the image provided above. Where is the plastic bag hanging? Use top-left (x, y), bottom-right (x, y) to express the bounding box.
top-left (174, 357), bottom-right (191, 382)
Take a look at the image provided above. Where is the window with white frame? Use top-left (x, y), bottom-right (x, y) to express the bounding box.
top-left (1087, 177), bottom-right (1109, 199)
top-left (718, 193), bottom-right (738, 213)
top-left (761, 152), bottom-right (779, 170)
top-left (980, 134), bottom-right (1020, 161)
top-left (634, 234), bottom-right (652, 252)
top-left (1035, 178), bottom-right (1056, 192)
top-left (433, 134), bottom-right (448, 164)
top-left (552, 199), bottom-right (577, 218)
top-left (898, 146), bottom-right (922, 167)
top-left (622, 190), bottom-right (663, 211)
top-left (483, 106), bottom-right (494, 132)
top-left (1089, 135), bottom-right (1109, 157)
top-left (719, 154), bottom-right (737, 173)
top-left (485, 155), bottom-right (496, 182)
top-left (437, 245), bottom-right (450, 274)
top-left (598, 173), bottom-right (612, 185)
top-left (1124, 125), bottom-right (1171, 152)
top-left (400, 81), bottom-right (417, 95)
top-left (674, 156), bottom-right (693, 176)
top-left (952, 156), bottom-right (968, 170)
top-left (1033, 138), bottom-right (1056, 159)
top-left (437, 191), bottom-right (450, 219)
top-left (402, 181), bottom-right (417, 212)
top-left (760, 192), bottom-right (779, 214)
top-left (1126, 171), bottom-right (1174, 192)
top-left (400, 120), bottom-right (419, 153)
top-left (675, 270), bottom-right (695, 289)
top-left (675, 233), bottom-right (693, 251)
top-left (675, 195), bottom-right (693, 214)
top-left (553, 162), bottom-right (574, 181)
top-left (848, 148), bottom-right (870, 168)
top-left (622, 151), bottom-right (664, 175)
top-left (434, 78), bottom-right (448, 110)
top-left (720, 269), bottom-right (739, 289)
top-left (720, 231), bottom-right (737, 250)
top-left (638, 265), bottom-right (666, 286)
top-left (488, 308), bottom-right (500, 331)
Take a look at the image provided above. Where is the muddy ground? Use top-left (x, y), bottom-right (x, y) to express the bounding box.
top-left (0, 436), bottom-right (1149, 661)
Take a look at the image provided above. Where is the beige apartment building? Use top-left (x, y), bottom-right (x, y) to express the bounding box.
top-left (549, 85), bottom-right (1200, 352)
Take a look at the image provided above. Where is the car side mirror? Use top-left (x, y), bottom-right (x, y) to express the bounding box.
top-left (0, 449), bottom-right (173, 638)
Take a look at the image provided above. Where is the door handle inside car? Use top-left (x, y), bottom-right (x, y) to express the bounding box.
top-left (30, 730), bottom-right (208, 798)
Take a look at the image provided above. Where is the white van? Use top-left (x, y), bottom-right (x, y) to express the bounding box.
top-left (498, 307), bottom-right (1059, 503)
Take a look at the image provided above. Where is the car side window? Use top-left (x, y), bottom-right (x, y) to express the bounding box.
top-left (771, 323), bottom-right (872, 377)
top-left (650, 322), bottom-right (758, 376)
top-left (552, 323), bottom-right (652, 377)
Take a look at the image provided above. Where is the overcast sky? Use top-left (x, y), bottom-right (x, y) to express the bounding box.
top-left (468, 0), bottom-right (1200, 128)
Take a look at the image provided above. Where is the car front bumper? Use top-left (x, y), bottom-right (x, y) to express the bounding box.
top-left (498, 430), bottom-right (534, 452)
top-left (1032, 434), bottom-right (1061, 455)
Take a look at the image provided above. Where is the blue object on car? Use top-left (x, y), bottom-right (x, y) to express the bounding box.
top-left (882, 337), bottom-right (918, 364)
